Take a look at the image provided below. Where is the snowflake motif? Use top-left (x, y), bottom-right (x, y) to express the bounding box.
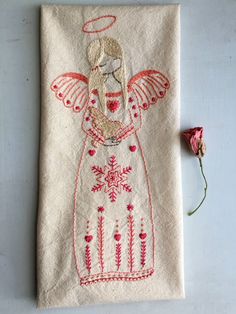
top-left (91, 155), bottom-right (132, 202)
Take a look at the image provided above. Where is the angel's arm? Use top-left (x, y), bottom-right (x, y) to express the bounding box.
top-left (113, 107), bottom-right (141, 141)
top-left (82, 105), bottom-right (105, 145)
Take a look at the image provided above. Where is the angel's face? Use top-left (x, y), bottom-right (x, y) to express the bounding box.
top-left (98, 53), bottom-right (121, 75)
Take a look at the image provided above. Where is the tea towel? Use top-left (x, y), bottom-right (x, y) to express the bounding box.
top-left (38, 4), bottom-right (184, 308)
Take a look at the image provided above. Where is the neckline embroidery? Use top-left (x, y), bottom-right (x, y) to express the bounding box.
top-left (92, 89), bottom-right (123, 98)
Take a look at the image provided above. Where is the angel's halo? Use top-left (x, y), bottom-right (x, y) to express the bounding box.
top-left (82, 15), bottom-right (117, 34)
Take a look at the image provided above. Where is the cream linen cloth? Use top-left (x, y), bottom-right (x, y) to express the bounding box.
top-left (38, 4), bottom-right (184, 308)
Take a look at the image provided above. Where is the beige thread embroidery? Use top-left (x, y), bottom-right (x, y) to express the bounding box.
top-left (87, 37), bottom-right (127, 114)
top-left (89, 107), bottom-right (124, 139)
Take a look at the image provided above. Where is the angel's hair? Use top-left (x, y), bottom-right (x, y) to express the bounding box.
top-left (87, 36), bottom-right (127, 112)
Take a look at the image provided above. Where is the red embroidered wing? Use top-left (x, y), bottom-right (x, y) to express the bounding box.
top-left (50, 72), bottom-right (89, 112)
top-left (127, 70), bottom-right (170, 110)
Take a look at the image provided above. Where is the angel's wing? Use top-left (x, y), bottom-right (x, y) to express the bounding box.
top-left (50, 72), bottom-right (89, 112)
top-left (127, 70), bottom-right (170, 110)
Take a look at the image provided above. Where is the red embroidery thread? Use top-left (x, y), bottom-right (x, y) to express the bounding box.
top-left (98, 206), bottom-right (105, 212)
top-left (72, 134), bottom-right (156, 285)
top-left (91, 155), bottom-right (133, 202)
top-left (87, 128), bottom-right (105, 145)
top-left (128, 70), bottom-right (170, 110)
top-left (85, 245), bottom-right (92, 273)
top-left (114, 219), bottom-right (122, 270)
top-left (140, 218), bottom-right (147, 268)
top-left (88, 149), bottom-right (96, 156)
top-left (50, 73), bottom-right (89, 111)
top-left (127, 204), bottom-right (134, 211)
top-left (128, 214), bottom-right (135, 272)
top-left (116, 124), bottom-right (135, 142)
top-left (91, 165), bottom-right (105, 192)
top-left (140, 241), bottom-right (146, 268)
top-left (98, 215), bottom-right (105, 272)
top-left (85, 220), bottom-right (93, 273)
top-left (51, 37), bottom-right (170, 286)
top-left (82, 15), bottom-right (117, 34)
top-left (107, 99), bottom-right (120, 113)
top-left (85, 235), bottom-right (93, 242)
top-left (129, 145), bottom-right (137, 152)
top-left (115, 243), bottom-right (122, 271)
top-left (80, 268), bottom-right (154, 286)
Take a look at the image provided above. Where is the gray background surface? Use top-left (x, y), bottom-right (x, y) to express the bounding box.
top-left (0, 0), bottom-right (236, 313)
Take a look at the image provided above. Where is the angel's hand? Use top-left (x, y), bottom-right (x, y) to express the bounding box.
top-left (103, 137), bottom-right (121, 146)
top-left (115, 124), bottom-right (135, 142)
top-left (87, 128), bottom-right (105, 146)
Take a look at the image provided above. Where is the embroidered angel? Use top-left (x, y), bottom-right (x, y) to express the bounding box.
top-left (50, 17), bottom-right (169, 286)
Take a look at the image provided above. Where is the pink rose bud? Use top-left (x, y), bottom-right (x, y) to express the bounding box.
top-left (182, 127), bottom-right (208, 216)
top-left (182, 127), bottom-right (206, 158)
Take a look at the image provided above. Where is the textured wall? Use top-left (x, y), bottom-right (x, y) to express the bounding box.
top-left (0, 0), bottom-right (235, 313)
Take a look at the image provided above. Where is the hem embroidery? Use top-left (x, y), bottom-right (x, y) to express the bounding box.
top-left (80, 268), bottom-right (154, 286)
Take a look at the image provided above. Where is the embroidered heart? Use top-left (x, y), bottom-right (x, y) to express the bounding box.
top-left (129, 145), bottom-right (137, 152)
top-left (98, 206), bottom-right (105, 212)
top-left (114, 233), bottom-right (121, 241)
top-left (139, 232), bottom-right (147, 240)
top-left (88, 149), bottom-right (96, 156)
top-left (85, 235), bottom-right (93, 243)
top-left (127, 204), bottom-right (134, 211)
top-left (107, 100), bottom-right (120, 113)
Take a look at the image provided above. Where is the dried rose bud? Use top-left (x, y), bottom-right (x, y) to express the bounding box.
top-left (182, 127), bottom-right (206, 158)
top-left (182, 127), bottom-right (208, 216)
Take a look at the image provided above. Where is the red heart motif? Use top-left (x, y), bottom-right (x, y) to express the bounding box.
top-left (98, 206), bottom-right (105, 213)
top-left (88, 149), bottom-right (96, 156)
top-left (107, 100), bottom-right (120, 113)
top-left (114, 233), bottom-right (121, 241)
top-left (139, 232), bottom-right (147, 240)
top-left (85, 235), bottom-right (93, 243)
top-left (129, 145), bottom-right (137, 152)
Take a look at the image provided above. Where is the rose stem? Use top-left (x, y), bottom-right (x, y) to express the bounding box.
top-left (188, 157), bottom-right (208, 216)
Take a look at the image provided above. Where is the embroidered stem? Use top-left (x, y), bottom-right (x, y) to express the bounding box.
top-left (98, 215), bottom-right (105, 272)
top-left (85, 245), bottom-right (92, 274)
top-left (141, 241), bottom-right (146, 268)
top-left (188, 157), bottom-right (208, 216)
top-left (139, 218), bottom-right (147, 268)
top-left (115, 243), bottom-right (122, 271)
top-left (128, 214), bottom-right (135, 272)
top-left (109, 190), bottom-right (117, 202)
top-left (114, 219), bottom-right (122, 270)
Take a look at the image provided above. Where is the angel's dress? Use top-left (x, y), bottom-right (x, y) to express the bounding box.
top-left (51, 70), bottom-right (169, 286)
top-left (73, 90), bottom-right (155, 286)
